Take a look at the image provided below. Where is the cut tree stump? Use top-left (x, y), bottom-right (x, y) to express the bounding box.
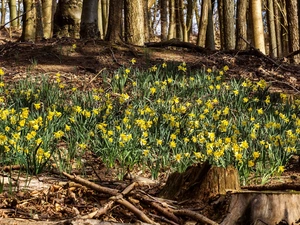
top-left (160, 162), bottom-right (240, 202)
top-left (221, 191), bottom-right (300, 225)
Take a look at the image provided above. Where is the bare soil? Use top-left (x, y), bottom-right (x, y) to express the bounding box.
top-left (1, 29), bottom-right (300, 224)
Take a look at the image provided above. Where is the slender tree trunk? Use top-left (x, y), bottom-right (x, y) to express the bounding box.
top-left (35, 0), bottom-right (44, 40)
top-left (21, 0), bottom-right (36, 41)
top-left (80, 0), bottom-right (99, 38)
top-left (205, 0), bottom-right (215, 49)
top-left (251, 0), bottom-right (266, 54)
top-left (236, 0), bottom-right (248, 50)
top-left (274, 0), bottom-right (282, 57)
top-left (184, 0), bottom-right (193, 42)
top-left (105, 0), bottom-right (122, 42)
top-left (175, 0), bottom-right (182, 40)
top-left (160, 0), bottom-right (168, 41)
top-left (223, 0), bottom-right (235, 49)
top-left (102, 0), bottom-right (108, 37)
top-left (1, 0), bottom-right (6, 26)
top-left (217, 0), bottom-right (224, 49)
top-left (42, 0), bottom-right (53, 38)
top-left (98, 1), bottom-right (103, 38)
top-left (168, 0), bottom-right (175, 39)
top-left (267, 0), bottom-right (277, 57)
top-left (197, 0), bottom-right (208, 47)
top-left (280, 0), bottom-right (288, 56)
top-left (143, 0), bottom-right (150, 42)
top-left (124, 0), bottom-right (145, 45)
top-left (286, 0), bottom-right (299, 63)
top-left (9, 0), bottom-right (17, 28)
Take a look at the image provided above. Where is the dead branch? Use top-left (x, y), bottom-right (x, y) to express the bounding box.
top-left (62, 172), bottom-right (119, 196)
top-left (284, 49), bottom-right (300, 59)
top-left (239, 36), bottom-right (298, 73)
top-left (173, 209), bottom-right (219, 225)
top-left (242, 182), bottom-right (300, 191)
top-left (145, 39), bottom-right (212, 53)
top-left (63, 172), bottom-right (157, 224)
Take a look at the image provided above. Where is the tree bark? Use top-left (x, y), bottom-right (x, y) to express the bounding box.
top-left (168, 0), bottom-right (175, 39)
top-left (236, 0), bottom-right (248, 50)
top-left (124, 0), bottom-right (145, 46)
top-left (197, 0), bottom-right (209, 47)
top-left (21, 0), bottom-right (36, 41)
top-left (223, 0), bottom-right (235, 49)
top-left (42, 0), bottom-right (54, 38)
top-left (251, 0), bottom-right (266, 54)
top-left (286, 0), bottom-right (300, 63)
top-left (80, 0), bottom-right (99, 38)
top-left (160, 0), bottom-right (168, 41)
top-left (53, 0), bottom-right (82, 38)
top-left (9, 0), bottom-right (17, 28)
top-left (267, 0), bottom-right (277, 57)
top-left (105, 0), bottom-right (122, 43)
top-left (174, 0), bottom-right (182, 40)
top-left (205, 0), bottom-right (215, 50)
top-left (1, 0), bottom-right (6, 26)
top-left (217, 0), bottom-right (224, 49)
top-left (274, 0), bottom-right (282, 57)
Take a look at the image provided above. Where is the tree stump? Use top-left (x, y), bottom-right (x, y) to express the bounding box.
top-left (221, 191), bottom-right (300, 225)
top-left (159, 162), bottom-right (240, 202)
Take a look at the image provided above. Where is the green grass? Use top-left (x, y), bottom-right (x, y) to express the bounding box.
top-left (0, 62), bottom-right (299, 185)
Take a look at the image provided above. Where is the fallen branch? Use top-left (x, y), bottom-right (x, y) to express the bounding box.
top-left (62, 172), bottom-right (157, 224)
top-left (145, 39), bottom-right (212, 53)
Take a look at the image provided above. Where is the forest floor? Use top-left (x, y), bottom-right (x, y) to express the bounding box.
top-left (1, 30), bottom-right (300, 224)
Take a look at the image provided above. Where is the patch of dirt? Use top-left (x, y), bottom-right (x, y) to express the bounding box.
top-left (1, 30), bottom-right (300, 224)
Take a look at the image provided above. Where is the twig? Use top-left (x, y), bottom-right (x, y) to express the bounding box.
top-left (110, 47), bottom-right (123, 66)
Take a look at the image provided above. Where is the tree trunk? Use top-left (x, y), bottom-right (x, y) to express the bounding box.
top-left (143, 0), bottom-right (150, 42)
top-left (267, 0), bottom-right (277, 57)
top-left (205, 0), bottom-right (215, 50)
top-left (21, 0), bottom-right (36, 41)
top-left (184, 0), bottom-right (193, 42)
top-left (174, 0), bottom-right (182, 40)
top-left (42, 0), bottom-right (54, 38)
top-left (168, 0), bottom-right (175, 39)
top-left (197, 0), bottom-right (209, 47)
top-left (274, 0), bottom-right (282, 57)
top-left (1, 0), bottom-right (6, 26)
top-left (251, 0), bottom-right (266, 54)
top-left (36, 0), bottom-right (44, 40)
top-left (236, 0), bottom-right (248, 50)
top-left (124, 0), bottom-right (145, 46)
top-left (53, 0), bottom-right (82, 38)
top-left (223, 0), bottom-right (235, 49)
top-left (160, 0), bottom-right (168, 41)
top-left (80, 0), bottom-right (99, 38)
top-left (217, 0), bottom-right (224, 49)
top-left (105, 0), bottom-right (122, 43)
top-left (286, 0), bottom-right (300, 63)
top-left (9, 0), bottom-right (17, 28)
top-left (101, 0), bottom-right (108, 37)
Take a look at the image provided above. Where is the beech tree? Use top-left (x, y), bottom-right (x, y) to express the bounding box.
top-left (9, 0), bottom-right (17, 28)
top-left (236, 0), bottom-right (248, 50)
top-left (105, 0), bottom-right (122, 43)
top-left (286, 0), bottom-right (299, 63)
top-left (21, 0), bottom-right (36, 41)
top-left (124, 0), bottom-right (145, 46)
top-left (251, 0), bottom-right (266, 54)
top-left (80, 0), bottom-right (99, 38)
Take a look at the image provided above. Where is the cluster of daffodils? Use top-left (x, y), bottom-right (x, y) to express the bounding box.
top-left (0, 63), bottom-right (299, 184)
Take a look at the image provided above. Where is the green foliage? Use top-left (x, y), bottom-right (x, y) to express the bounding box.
top-left (0, 64), bottom-right (298, 184)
